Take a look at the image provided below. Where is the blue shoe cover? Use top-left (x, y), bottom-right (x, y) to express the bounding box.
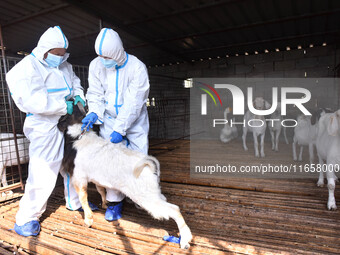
top-left (163, 235), bottom-right (181, 244)
top-left (14, 220), bottom-right (40, 237)
top-left (105, 201), bottom-right (123, 221)
top-left (77, 201), bottom-right (99, 212)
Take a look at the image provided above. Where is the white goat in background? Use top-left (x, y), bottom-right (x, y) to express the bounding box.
top-left (242, 97), bottom-right (270, 158)
top-left (0, 133), bottom-right (29, 196)
top-left (220, 107), bottom-right (238, 143)
top-left (316, 110), bottom-right (340, 210)
top-left (292, 108), bottom-right (329, 163)
top-left (268, 104), bottom-right (289, 152)
top-left (292, 115), bottom-right (316, 163)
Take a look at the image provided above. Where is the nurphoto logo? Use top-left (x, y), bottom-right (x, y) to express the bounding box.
top-left (199, 84), bottom-right (312, 128)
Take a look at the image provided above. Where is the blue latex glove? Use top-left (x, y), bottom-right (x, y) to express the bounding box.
top-left (74, 95), bottom-right (86, 107)
top-left (110, 131), bottom-right (123, 143)
top-left (66, 101), bottom-right (73, 115)
top-left (81, 112), bottom-right (98, 131)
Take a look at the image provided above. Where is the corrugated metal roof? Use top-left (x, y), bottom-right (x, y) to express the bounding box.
top-left (1, 0), bottom-right (340, 66)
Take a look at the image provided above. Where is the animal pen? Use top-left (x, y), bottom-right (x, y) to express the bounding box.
top-left (0, 0), bottom-right (340, 254)
top-left (0, 56), bottom-right (27, 197)
top-left (1, 57), bottom-right (340, 254)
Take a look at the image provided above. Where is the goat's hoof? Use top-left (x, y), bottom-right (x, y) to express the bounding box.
top-left (298, 159), bottom-right (303, 162)
top-left (180, 242), bottom-right (190, 249)
top-left (327, 202), bottom-right (337, 210)
top-left (317, 181), bottom-right (324, 187)
top-left (180, 236), bottom-right (192, 250)
top-left (293, 158), bottom-right (297, 161)
top-left (84, 218), bottom-right (93, 227)
top-left (261, 154), bottom-right (265, 158)
top-left (180, 227), bottom-right (192, 249)
top-left (255, 154), bottom-right (259, 158)
top-left (244, 148), bottom-right (248, 151)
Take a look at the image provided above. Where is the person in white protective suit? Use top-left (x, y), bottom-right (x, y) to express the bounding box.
top-left (82, 28), bottom-right (150, 221)
top-left (6, 26), bottom-right (98, 237)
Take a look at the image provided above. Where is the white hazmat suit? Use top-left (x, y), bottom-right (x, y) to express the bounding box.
top-left (6, 26), bottom-right (84, 226)
top-left (87, 28), bottom-right (150, 202)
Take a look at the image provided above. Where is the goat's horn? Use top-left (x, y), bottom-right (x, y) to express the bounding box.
top-left (77, 101), bottom-right (86, 115)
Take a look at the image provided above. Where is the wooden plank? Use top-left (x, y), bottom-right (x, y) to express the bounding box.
top-left (0, 139), bottom-right (339, 254)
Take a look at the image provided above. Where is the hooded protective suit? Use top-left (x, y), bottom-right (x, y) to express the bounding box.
top-left (86, 28), bottom-right (150, 202)
top-left (6, 26), bottom-right (84, 226)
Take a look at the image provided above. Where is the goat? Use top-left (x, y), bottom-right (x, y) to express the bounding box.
top-left (315, 110), bottom-right (340, 210)
top-left (242, 97), bottom-right (270, 157)
top-left (292, 108), bottom-right (330, 164)
top-left (268, 105), bottom-right (289, 151)
top-left (220, 107), bottom-right (238, 143)
top-left (57, 103), bottom-right (192, 249)
top-left (0, 133), bottom-right (29, 196)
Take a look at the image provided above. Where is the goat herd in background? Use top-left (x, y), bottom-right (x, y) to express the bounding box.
top-left (220, 97), bottom-right (339, 210)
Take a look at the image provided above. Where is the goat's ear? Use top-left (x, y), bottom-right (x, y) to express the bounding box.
top-left (252, 99), bottom-right (257, 109)
top-left (311, 110), bottom-right (318, 125)
top-left (57, 115), bottom-right (69, 132)
top-left (76, 101), bottom-right (86, 115)
top-left (264, 100), bottom-right (271, 110)
top-left (327, 114), bottom-right (339, 136)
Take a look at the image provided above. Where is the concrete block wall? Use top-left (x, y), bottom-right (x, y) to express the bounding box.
top-left (148, 45), bottom-right (340, 139)
top-left (149, 45), bottom-right (337, 79)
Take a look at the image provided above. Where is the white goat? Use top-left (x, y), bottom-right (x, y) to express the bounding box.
top-left (220, 107), bottom-right (238, 143)
top-left (316, 110), bottom-right (340, 210)
top-left (58, 106), bottom-right (192, 249)
top-left (0, 133), bottom-right (29, 196)
top-left (292, 109), bottom-right (328, 163)
top-left (292, 115), bottom-right (317, 163)
top-left (242, 97), bottom-right (270, 158)
top-left (268, 105), bottom-right (289, 152)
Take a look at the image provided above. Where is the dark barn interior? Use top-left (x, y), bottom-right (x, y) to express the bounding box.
top-left (1, 0), bottom-right (340, 254)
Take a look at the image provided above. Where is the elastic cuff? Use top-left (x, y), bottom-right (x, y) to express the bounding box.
top-left (113, 129), bottom-right (126, 136)
top-left (95, 118), bottom-right (103, 125)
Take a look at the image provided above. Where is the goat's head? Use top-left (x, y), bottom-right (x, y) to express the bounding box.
top-left (311, 108), bottom-right (333, 125)
top-left (253, 97), bottom-right (271, 110)
top-left (296, 114), bottom-right (311, 126)
top-left (327, 109), bottom-right (340, 136)
top-left (57, 101), bottom-right (87, 133)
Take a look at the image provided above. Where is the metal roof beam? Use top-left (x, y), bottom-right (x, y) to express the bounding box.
top-left (2, 3), bottom-right (70, 28)
top-left (65, 0), bottom-right (191, 63)
top-left (151, 8), bottom-right (340, 45)
top-left (179, 30), bottom-right (339, 56)
top-left (124, 0), bottom-right (245, 26)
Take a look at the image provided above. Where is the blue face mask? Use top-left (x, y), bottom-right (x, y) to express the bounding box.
top-left (45, 53), bottom-right (63, 68)
top-left (100, 57), bottom-right (117, 68)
